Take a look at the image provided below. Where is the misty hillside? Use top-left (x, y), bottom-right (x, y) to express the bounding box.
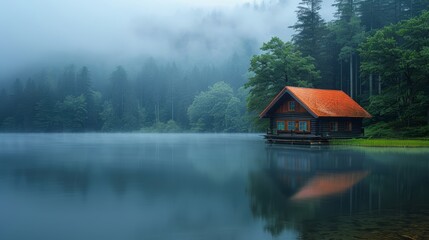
top-left (0, 0), bottom-right (334, 132)
top-left (0, 0), bottom-right (428, 136)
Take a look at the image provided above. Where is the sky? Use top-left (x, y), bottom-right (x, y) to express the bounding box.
top-left (0, 0), bottom-right (335, 78)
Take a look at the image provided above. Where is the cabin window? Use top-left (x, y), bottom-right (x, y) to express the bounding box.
top-left (299, 121), bottom-right (308, 132)
top-left (329, 122), bottom-right (338, 132)
top-left (346, 122), bottom-right (352, 131)
top-left (276, 121), bottom-right (285, 131)
top-left (288, 101), bottom-right (296, 111)
top-left (287, 121), bottom-right (295, 131)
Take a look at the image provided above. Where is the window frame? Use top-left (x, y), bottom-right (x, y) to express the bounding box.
top-left (329, 122), bottom-right (338, 132)
top-left (288, 101), bottom-right (296, 112)
top-left (299, 121), bottom-right (308, 132)
top-left (287, 121), bottom-right (295, 131)
top-left (346, 121), bottom-right (352, 131)
top-left (276, 121), bottom-right (285, 131)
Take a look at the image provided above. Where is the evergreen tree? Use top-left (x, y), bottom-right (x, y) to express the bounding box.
top-left (33, 71), bottom-right (57, 131)
top-left (0, 89), bottom-right (7, 128)
top-left (55, 95), bottom-right (88, 131)
top-left (10, 78), bottom-right (25, 130)
top-left (359, 0), bottom-right (384, 31)
top-left (59, 65), bottom-right (76, 98)
top-left (291, 0), bottom-right (327, 87)
top-left (109, 66), bottom-right (129, 118)
top-left (137, 58), bottom-right (161, 125)
top-left (103, 66), bottom-right (143, 131)
top-left (245, 37), bottom-right (320, 119)
top-left (333, 0), bottom-right (365, 98)
top-left (22, 78), bottom-right (38, 130)
top-left (76, 66), bottom-right (91, 96)
top-left (76, 66), bottom-right (99, 130)
top-left (222, 52), bottom-right (248, 89)
top-left (359, 11), bottom-right (429, 135)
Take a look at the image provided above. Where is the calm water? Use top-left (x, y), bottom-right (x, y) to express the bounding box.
top-left (0, 134), bottom-right (428, 240)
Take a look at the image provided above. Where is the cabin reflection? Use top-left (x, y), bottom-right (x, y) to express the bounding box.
top-left (291, 170), bottom-right (368, 200)
top-left (248, 146), bottom-right (429, 238)
top-left (264, 146), bottom-right (369, 201)
top-left (247, 146), bottom-right (372, 236)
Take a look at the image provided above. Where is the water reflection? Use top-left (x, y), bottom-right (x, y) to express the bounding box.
top-left (291, 170), bottom-right (369, 200)
top-left (0, 134), bottom-right (428, 239)
top-left (1, 133), bottom-right (287, 240)
top-left (248, 146), bottom-right (429, 238)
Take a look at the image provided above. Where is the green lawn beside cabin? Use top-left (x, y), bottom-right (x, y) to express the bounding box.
top-left (331, 139), bottom-right (429, 147)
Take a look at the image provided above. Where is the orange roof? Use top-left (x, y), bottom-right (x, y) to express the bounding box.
top-left (259, 86), bottom-right (372, 118)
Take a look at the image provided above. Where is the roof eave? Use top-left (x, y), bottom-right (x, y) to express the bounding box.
top-left (258, 87), bottom-right (288, 118)
top-left (284, 87), bottom-right (319, 118)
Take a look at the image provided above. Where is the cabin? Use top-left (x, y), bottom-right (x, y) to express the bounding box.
top-left (260, 86), bottom-right (371, 143)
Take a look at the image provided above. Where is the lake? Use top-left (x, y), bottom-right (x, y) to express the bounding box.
top-left (0, 133), bottom-right (428, 240)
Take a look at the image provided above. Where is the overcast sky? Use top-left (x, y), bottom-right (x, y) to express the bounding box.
top-left (0, 0), bottom-right (335, 77)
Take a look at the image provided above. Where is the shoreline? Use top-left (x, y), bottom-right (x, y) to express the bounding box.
top-left (331, 139), bottom-right (429, 148)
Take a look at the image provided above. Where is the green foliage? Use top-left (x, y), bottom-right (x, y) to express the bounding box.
top-left (360, 11), bottom-right (429, 132)
top-left (188, 82), bottom-right (251, 132)
top-left (291, 0), bottom-right (326, 61)
top-left (245, 37), bottom-right (320, 117)
top-left (55, 95), bottom-right (88, 131)
top-left (291, 0), bottom-right (337, 88)
top-left (33, 99), bottom-right (55, 131)
top-left (99, 66), bottom-right (146, 131)
top-left (141, 120), bottom-right (182, 133)
top-left (188, 81), bottom-right (232, 132)
top-left (332, 138), bottom-right (429, 147)
top-left (100, 101), bottom-right (146, 132)
top-left (359, 0), bottom-right (429, 31)
top-left (364, 121), bottom-right (429, 138)
top-left (336, 15), bottom-right (366, 61)
top-left (100, 101), bottom-right (117, 131)
top-left (225, 97), bottom-right (243, 132)
top-left (1, 60), bottom-right (251, 133)
top-left (364, 122), bottom-right (397, 138)
top-left (2, 1), bottom-right (429, 134)
top-left (244, 37), bottom-right (319, 130)
top-left (59, 65), bottom-right (76, 97)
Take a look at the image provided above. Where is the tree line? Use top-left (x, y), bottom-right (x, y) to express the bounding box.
top-left (246, 0), bottom-right (429, 137)
top-left (1, 0), bottom-right (428, 135)
top-left (0, 56), bottom-right (251, 132)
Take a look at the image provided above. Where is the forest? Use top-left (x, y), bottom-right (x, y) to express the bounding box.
top-left (1, 0), bottom-right (428, 136)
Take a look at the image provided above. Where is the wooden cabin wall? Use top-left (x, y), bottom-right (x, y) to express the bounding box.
top-left (317, 117), bottom-right (363, 138)
top-left (271, 95), bottom-right (313, 118)
top-left (274, 95), bottom-right (307, 114)
top-left (269, 94), bottom-right (316, 133)
top-left (272, 114), bottom-right (314, 132)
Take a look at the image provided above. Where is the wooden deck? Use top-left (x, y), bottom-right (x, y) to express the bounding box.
top-left (264, 133), bottom-right (329, 145)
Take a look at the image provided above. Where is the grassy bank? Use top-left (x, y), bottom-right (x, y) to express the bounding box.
top-left (331, 138), bottom-right (429, 147)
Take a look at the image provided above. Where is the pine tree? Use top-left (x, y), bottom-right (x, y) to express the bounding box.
top-left (76, 66), bottom-right (100, 130)
top-left (59, 65), bottom-right (76, 98)
top-left (291, 0), bottom-right (327, 87)
top-left (333, 0), bottom-right (365, 98)
top-left (291, 0), bottom-right (326, 60)
top-left (0, 88), bottom-right (7, 128)
top-left (109, 66), bottom-right (129, 118)
top-left (245, 37), bottom-right (320, 126)
top-left (76, 66), bottom-right (91, 96)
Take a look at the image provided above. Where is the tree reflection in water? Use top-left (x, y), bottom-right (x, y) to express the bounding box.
top-left (247, 146), bottom-right (429, 239)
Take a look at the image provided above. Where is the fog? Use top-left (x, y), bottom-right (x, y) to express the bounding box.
top-left (0, 0), bottom-right (335, 79)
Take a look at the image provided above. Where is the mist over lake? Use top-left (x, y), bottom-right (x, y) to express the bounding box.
top-left (1, 133), bottom-right (428, 239)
